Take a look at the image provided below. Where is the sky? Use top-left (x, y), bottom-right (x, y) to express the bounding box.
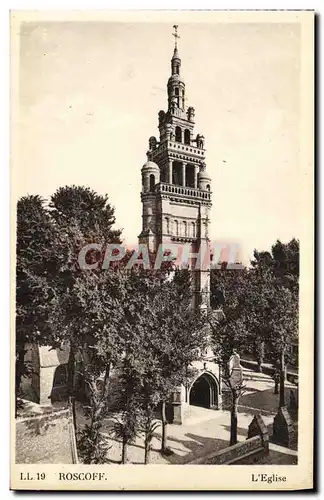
top-left (16, 19), bottom-right (301, 263)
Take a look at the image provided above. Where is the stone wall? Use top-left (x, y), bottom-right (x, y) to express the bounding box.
top-left (16, 406), bottom-right (78, 464)
top-left (188, 435), bottom-right (265, 465)
top-left (188, 413), bottom-right (269, 465)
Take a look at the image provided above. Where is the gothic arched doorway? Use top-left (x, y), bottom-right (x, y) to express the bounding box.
top-left (51, 364), bottom-right (68, 402)
top-left (189, 373), bottom-right (218, 409)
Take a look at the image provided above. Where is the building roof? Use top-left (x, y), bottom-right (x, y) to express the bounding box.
top-left (141, 160), bottom-right (160, 171)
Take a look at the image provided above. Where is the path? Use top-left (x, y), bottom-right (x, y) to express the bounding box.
top-left (75, 368), bottom-right (298, 465)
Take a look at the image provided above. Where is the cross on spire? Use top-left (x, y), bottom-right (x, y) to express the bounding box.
top-left (172, 25), bottom-right (180, 48)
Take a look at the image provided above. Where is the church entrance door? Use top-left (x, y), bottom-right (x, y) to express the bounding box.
top-left (189, 373), bottom-right (218, 409)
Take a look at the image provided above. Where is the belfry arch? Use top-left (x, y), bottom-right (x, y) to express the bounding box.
top-left (189, 372), bottom-right (219, 409)
top-left (184, 129), bottom-right (191, 145)
top-left (149, 174), bottom-right (155, 191)
top-left (175, 126), bottom-right (182, 142)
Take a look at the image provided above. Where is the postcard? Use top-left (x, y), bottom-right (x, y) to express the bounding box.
top-left (10, 9), bottom-right (314, 491)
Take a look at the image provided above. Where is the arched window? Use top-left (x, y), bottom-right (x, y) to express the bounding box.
top-left (183, 221), bottom-right (187, 237)
top-left (174, 88), bottom-right (180, 107)
top-left (176, 66), bottom-right (179, 75)
top-left (149, 174), bottom-right (155, 191)
top-left (191, 222), bottom-right (196, 238)
top-left (184, 129), bottom-right (190, 145)
top-left (175, 126), bottom-right (182, 143)
top-left (174, 220), bottom-right (179, 236)
top-left (206, 184), bottom-right (211, 191)
top-left (165, 217), bottom-right (170, 234)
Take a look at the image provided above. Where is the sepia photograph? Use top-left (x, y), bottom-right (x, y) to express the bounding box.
top-left (10, 10), bottom-right (314, 490)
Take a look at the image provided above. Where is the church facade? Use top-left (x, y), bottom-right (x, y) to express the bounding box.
top-left (138, 27), bottom-right (222, 423)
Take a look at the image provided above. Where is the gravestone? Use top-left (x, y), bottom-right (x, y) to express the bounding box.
top-left (289, 389), bottom-right (299, 414)
top-left (171, 386), bottom-right (185, 425)
top-left (228, 350), bottom-right (243, 388)
top-left (272, 406), bottom-right (295, 448)
top-left (247, 413), bottom-right (269, 453)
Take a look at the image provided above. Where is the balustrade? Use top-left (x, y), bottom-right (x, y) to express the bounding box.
top-left (156, 182), bottom-right (211, 200)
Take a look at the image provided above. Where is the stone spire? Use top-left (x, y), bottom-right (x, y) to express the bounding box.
top-left (168, 25), bottom-right (185, 112)
top-left (171, 25), bottom-right (181, 76)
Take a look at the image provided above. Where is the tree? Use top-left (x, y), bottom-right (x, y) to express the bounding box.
top-left (18, 187), bottom-right (208, 464)
top-left (240, 267), bottom-right (298, 408)
top-left (154, 269), bottom-right (208, 455)
top-left (52, 263), bottom-right (145, 464)
top-left (222, 368), bottom-right (246, 446)
top-left (210, 264), bottom-right (251, 359)
top-left (264, 283), bottom-right (298, 407)
top-left (251, 238), bottom-right (299, 292)
top-left (119, 267), bottom-right (209, 461)
top-left (76, 357), bottom-right (112, 464)
top-left (56, 244), bottom-right (175, 463)
top-left (49, 185), bottom-right (121, 245)
top-left (210, 264), bottom-right (269, 443)
top-left (16, 195), bottom-right (58, 411)
top-left (48, 186), bottom-right (122, 423)
top-left (209, 240), bottom-right (299, 443)
top-left (251, 240), bottom-right (299, 405)
top-left (67, 269), bottom-right (126, 461)
top-left (209, 309), bottom-right (248, 446)
top-left (112, 397), bottom-right (142, 464)
top-left (242, 268), bottom-right (273, 372)
top-left (116, 267), bottom-right (169, 463)
top-left (100, 264), bottom-right (208, 464)
top-left (16, 186), bottom-right (122, 412)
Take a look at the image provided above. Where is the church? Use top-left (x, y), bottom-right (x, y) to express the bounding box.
top-left (23, 26), bottom-right (223, 424)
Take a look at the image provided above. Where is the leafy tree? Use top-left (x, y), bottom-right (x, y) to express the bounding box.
top-left (70, 272), bottom-right (119, 463)
top-left (154, 269), bottom-right (208, 454)
top-left (51, 242), bottom-right (176, 462)
top-left (250, 240), bottom-right (299, 404)
top-left (50, 263), bottom-right (138, 462)
top-left (110, 269), bottom-right (164, 463)
top-left (49, 185), bottom-right (121, 244)
top-left (211, 239), bottom-right (299, 370)
top-left (211, 264), bottom-right (294, 442)
top-left (120, 267), bottom-right (209, 461)
top-left (112, 400), bottom-right (142, 464)
top-left (61, 263), bottom-right (161, 463)
top-left (261, 282), bottom-right (298, 406)
top-left (209, 264), bottom-right (251, 445)
top-left (17, 187), bottom-right (209, 464)
top-left (222, 362), bottom-right (246, 446)
top-left (112, 375), bottom-right (143, 465)
top-left (16, 186), bottom-right (122, 406)
top-left (210, 264), bottom-right (250, 359)
top-left (141, 402), bottom-right (161, 465)
top-left (48, 186), bottom-right (122, 422)
top-left (251, 238), bottom-right (299, 292)
top-left (76, 357), bottom-right (112, 464)
top-left (16, 195), bottom-right (58, 410)
top-left (209, 239), bottom-right (299, 444)
top-left (100, 264), bottom-right (208, 464)
top-left (242, 268), bottom-right (273, 372)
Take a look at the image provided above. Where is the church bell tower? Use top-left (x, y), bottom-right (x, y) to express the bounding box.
top-left (139, 25), bottom-right (212, 311)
